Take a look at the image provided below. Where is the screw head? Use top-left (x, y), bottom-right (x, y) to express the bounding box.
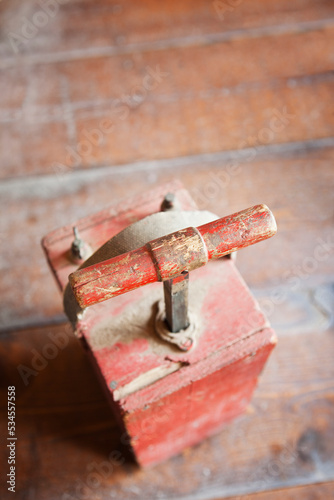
top-left (160, 192), bottom-right (176, 211)
top-left (70, 226), bottom-right (92, 262)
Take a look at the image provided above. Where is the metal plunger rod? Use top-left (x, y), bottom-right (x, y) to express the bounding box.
top-left (69, 204), bottom-right (277, 309)
top-left (164, 271), bottom-right (190, 333)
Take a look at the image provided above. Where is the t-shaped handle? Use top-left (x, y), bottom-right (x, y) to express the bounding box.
top-left (69, 204), bottom-right (277, 309)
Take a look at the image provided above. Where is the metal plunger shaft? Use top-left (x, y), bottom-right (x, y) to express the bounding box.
top-left (163, 271), bottom-right (190, 333)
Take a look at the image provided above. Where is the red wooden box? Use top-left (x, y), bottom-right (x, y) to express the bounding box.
top-left (42, 181), bottom-right (276, 466)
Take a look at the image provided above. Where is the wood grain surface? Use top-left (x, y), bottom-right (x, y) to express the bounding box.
top-left (1, 151), bottom-right (333, 331)
top-left (0, 319), bottom-right (333, 499)
top-left (0, 0), bottom-right (334, 498)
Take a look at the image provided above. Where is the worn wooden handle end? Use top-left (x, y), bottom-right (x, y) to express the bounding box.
top-left (198, 204), bottom-right (277, 259)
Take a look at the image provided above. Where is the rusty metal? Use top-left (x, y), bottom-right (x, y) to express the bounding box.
top-left (163, 271), bottom-right (190, 333)
top-left (71, 227), bottom-right (91, 262)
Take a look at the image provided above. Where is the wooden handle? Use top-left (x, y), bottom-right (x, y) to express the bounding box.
top-left (69, 204), bottom-right (277, 308)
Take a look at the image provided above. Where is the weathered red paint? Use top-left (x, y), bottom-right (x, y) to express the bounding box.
top-left (42, 180), bottom-right (196, 291)
top-left (41, 183), bottom-right (277, 467)
top-left (70, 204), bottom-right (277, 309)
top-left (126, 339), bottom-right (275, 466)
top-left (70, 246), bottom-right (158, 308)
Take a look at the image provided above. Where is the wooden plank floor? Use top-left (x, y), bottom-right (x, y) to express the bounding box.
top-left (0, 0), bottom-right (334, 498)
top-left (1, 317), bottom-right (334, 499)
